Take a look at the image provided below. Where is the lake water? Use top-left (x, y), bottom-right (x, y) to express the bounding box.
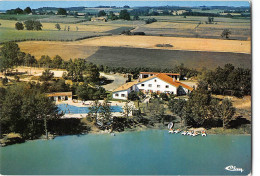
top-left (57, 104), bottom-right (123, 114)
top-left (0, 130), bottom-right (251, 175)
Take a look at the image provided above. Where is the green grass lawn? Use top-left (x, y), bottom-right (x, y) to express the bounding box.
top-left (0, 14), bottom-right (51, 21)
top-left (0, 27), bottom-right (109, 43)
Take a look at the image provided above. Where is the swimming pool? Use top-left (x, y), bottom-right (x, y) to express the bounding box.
top-left (57, 104), bottom-right (123, 114)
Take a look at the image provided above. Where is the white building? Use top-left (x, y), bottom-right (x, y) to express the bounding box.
top-left (47, 92), bottom-right (73, 101)
top-left (112, 73), bottom-right (193, 100)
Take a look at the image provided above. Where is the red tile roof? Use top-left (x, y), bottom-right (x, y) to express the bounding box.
top-left (113, 73), bottom-right (193, 92)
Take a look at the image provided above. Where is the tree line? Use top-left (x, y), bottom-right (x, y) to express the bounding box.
top-left (168, 82), bottom-right (236, 129)
top-left (0, 83), bottom-right (62, 139)
top-left (199, 63), bottom-right (251, 97)
top-left (15, 20), bottom-right (43, 31)
top-left (6, 7), bottom-right (32, 14)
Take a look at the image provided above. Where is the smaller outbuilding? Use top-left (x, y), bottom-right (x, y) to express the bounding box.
top-left (46, 92), bottom-right (73, 102)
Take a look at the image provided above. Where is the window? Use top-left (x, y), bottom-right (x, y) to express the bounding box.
top-left (166, 85), bottom-right (169, 88)
top-left (157, 85), bottom-right (160, 88)
top-left (121, 94), bottom-right (125, 97)
top-left (141, 84), bottom-right (145, 87)
top-left (154, 79), bottom-right (157, 82)
top-left (115, 93), bottom-right (119, 97)
top-left (148, 84), bottom-right (152, 87)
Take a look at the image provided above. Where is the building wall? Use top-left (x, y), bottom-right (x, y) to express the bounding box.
top-left (51, 95), bottom-right (72, 101)
top-left (135, 77), bottom-right (178, 94)
top-left (112, 90), bottom-right (129, 100)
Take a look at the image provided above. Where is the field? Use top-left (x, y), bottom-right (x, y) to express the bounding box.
top-left (18, 39), bottom-right (251, 70)
top-left (18, 35), bottom-right (251, 59)
top-left (136, 16), bottom-right (251, 40)
top-left (0, 18), bottom-right (137, 43)
top-left (86, 46), bottom-right (251, 69)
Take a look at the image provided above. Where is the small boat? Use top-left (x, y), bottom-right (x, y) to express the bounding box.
top-left (168, 122), bottom-right (173, 129)
top-left (181, 131), bottom-right (187, 135)
top-left (201, 130), bottom-right (207, 137)
top-left (187, 131), bottom-right (193, 136)
top-left (168, 129), bottom-right (174, 134)
top-left (111, 133), bottom-right (115, 136)
top-left (174, 129), bottom-right (181, 134)
top-left (191, 132), bottom-right (199, 137)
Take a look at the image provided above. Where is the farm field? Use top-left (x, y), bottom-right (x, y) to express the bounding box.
top-left (18, 42), bottom-right (251, 70)
top-left (86, 46), bottom-right (251, 69)
top-left (19, 35), bottom-right (251, 56)
top-left (137, 16), bottom-right (250, 40)
top-left (0, 19), bottom-right (136, 43)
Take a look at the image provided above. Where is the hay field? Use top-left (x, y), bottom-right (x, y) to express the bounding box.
top-left (18, 35), bottom-right (251, 70)
top-left (19, 36), bottom-right (250, 58)
top-left (137, 16), bottom-right (250, 40)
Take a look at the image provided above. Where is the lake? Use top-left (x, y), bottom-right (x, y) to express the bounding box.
top-left (57, 104), bottom-right (123, 114)
top-left (0, 130), bottom-right (251, 175)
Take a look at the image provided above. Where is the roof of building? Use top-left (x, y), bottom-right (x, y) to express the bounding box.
top-left (140, 72), bottom-right (180, 76)
top-left (113, 76), bottom-right (156, 92)
top-left (46, 92), bottom-right (72, 97)
top-left (113, 73), bottom-right (193, 92)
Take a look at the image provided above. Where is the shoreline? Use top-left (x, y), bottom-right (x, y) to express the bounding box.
top-left (1, 125), bottom-right (251, 147)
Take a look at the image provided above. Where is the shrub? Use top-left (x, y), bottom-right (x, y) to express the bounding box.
top-left (15, 22), bottom-right (24, 30)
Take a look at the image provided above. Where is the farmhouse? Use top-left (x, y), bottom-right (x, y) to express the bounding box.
top-left (91, 17), bottom-right (107, 22)
top-left (112, 73), bottom-right (193, 100)
top-left (47, 92), bottom-right (72, 101)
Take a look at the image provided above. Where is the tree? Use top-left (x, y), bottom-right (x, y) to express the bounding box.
top-left (37, 95), bottom-right (61, 139)
top-left (15, 22), bottom-right (24, 30)
top-left (55, 23), bottom-right (61, 30)
top-left (24, 53), bottom-right (37, 66)
top-left (0, 83), bottom-right (61, 139)
top-left (119, 10), bottom-right (130, 20)
top-left (14, 8), bottom-right (23, 14)
top-left (128, 91), bottom-right (139, 101)
top-left (40, 69), bottom-right (54, 82)
top-left (147, 99), bottom-right (165, 123)
top-left (24, 7), bottom-right (32, 14)
top-left (108, 11), bottom-right (118, 20)
top-left (99, 99), bottom-right (112, 126)
top-left (38, 55), bottom-right (52, 67)
top-left (0, 42), bottom-right (20, 73)
top-left (52, 55), bottom-right (63, 68)
top-left (76, 83), bottom-right (90, 101)
top-left (24, 20), bottom-right (43, 30)
top-left (219, 98), bottom-right (235, 128)
top-left (85, 62), bottom-right (100, 83)
top-left (88, 100), bottom-right (101, 123)
top-left (123, 101), bottom-right (133, 118)
top-left (57, 8), bottom-right (67, 15)
top-left (98, 10), bottom-right (106, 17)
top-left (221, 29), bottom-right (231, 39)
top-left (208, 16), bottom-right (214, 24)
top-left (133, 14), bottom-right (139, 20)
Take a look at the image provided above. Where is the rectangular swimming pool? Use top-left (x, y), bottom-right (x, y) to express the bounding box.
top-left (57, 104), bottom-right (123, 114)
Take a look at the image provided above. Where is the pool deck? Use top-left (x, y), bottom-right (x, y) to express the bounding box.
top-left (56, 100), bottom-right (135, 119)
